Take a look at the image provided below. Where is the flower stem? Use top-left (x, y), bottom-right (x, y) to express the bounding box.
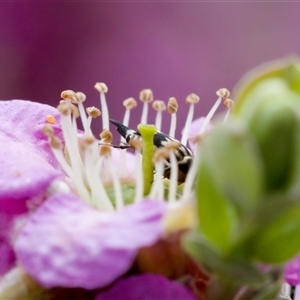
top-left (137, 124), bottom-right (157, 196)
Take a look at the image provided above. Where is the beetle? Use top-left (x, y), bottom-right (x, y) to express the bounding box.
top-left (109, 119), bottom-right (193, 184)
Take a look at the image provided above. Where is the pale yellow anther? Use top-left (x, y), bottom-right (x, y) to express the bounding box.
top-left (42, 124), bottom-right (54, 137)
top-left (57, 102), bottom-right (71, 116)
top-left (139, 89), bottom-right (153, 103)
top-left (130, 139), bottom-right (143, 150)
top-left (75, 92), bottom-right (86, 103)
top-left (216, 88), bottom-right (230, 99)
top-left (165, 141), bottom-right (180, 151)
top-left (61, 90), bottom-right (77, 103)
top-left (185, 93), bottom-right (200, 104)
top-left (100, 129), bottom-right (113, 144)
top-left (167, 97), bottom-right (178, 114)
top-left (46, 115), bottom-right (56, 124)
top-left (123, 97), bottom-right (137, 109)
top-left (70, 104), bottom-right (79, 118)
top-left (190, 133), bottom-right (207, 145)
top-left (224, 98), bottom-right (234, 108)
top-left (86, 106), bottom-right (101, 118)
top-left (84, 136), bottom-right (95, 145)
top-left (99, 145), bottom-right (112, 157)
top-left (50, 136), bottom-right (62, 149)
top-left (94, 82), bottom-right (108, 93)
top-left (152, 100), bottom-right (166, 112)
top-left (153, 148), bottom-right (169, 163)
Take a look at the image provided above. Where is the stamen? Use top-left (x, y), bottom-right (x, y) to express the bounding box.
top-left (49, 135), bottom-right (62, 150)
top-left (99, 145), bottom-right (124, 210)
top-left (99, 144), bottom-right (112, 157)
top-left (117, 98), bottom-right (138, 176)
top-left (168, 151), bottom-right (178, 202)
top-left (75, 92), bottom-right (88, 132)
top-left (183, 89), bottom-right (230, 198)
top-left (99, 129), bottom-right (113, 144)
top-left (58, 98), bottom-right (87, 196)
top-left (42, 124), bottom-right (54, 137)
top-left (137, 124), bottom-right (157, 196)
top-left (46, 115), bottom-right (56, 124)
top-left (139, 89), bottom-right (153, 124)
top-left (294, 285), bottom-right (300, 300)
top-left (134, 147), bottom-right (144, 203)
top-left (280, 283), bottom-right (291, 299)
top-left (165, 142), bottom-right (180, 203)
top-left (47, 133), bottom-right (90, 202)
top-left (57, 101), bottom-right (71, 115)
top-left (182, 151), bottom-right (199, 200)
top-left (150, 148), bottom-right (167, 200)
top-left (167, 97), bottom-right (178, 137)
top-left (86, 106), bottom-right (101, 135)
top-left (199, 88), bottom-right (230, 135)
top-left (152, 100), bottom-right (166, 131)
top-left (47, 179), bottom-right (72, 196)
top-left (181, 93), bottom-right (200, 146)
top-left (223, 98), bottom-right (234, 123)
top-left (61, 90), bottom-right (77, 103)
top-left (123, 97), bottom-right (137, 127)
top-left (94, 82), bottom-right (110, 130)
top-left (86, 106), bottom-right (101, 119)
top-left (75, 92), bottom-right (86, 103)
top-left (83, 142), bottom-right (114, 211)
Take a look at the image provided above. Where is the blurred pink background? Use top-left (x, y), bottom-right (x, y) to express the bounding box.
top-left (0, 2), bottom-right (299, 135)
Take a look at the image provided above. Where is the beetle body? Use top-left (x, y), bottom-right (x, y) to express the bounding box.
top-left (110, 119), bottom-right (193, 184)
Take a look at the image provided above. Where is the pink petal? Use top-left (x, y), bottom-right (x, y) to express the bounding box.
top-left (285, 255), bottom-right (300, 286)
top-left (95, 274), bottom-right (196, 300)
top-left (0, 100), bottom-right (63, 214)
top-left (0, 213), bottom-right (16, 275)
top-left (187, 117), bottom-right (213, 151)
top-left (15, 193), bottom-right (166, 289)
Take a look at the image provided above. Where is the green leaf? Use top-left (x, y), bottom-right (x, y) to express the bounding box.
top-left (251, 200), bottom-right (300, 263)
top-left (196, 160), bottom-right (237, 252)
top-left (196, 122), bottom-right (264, 252)
top-left (183, 231), bottom-right (267, 287)
top-left (206, 123), bottom-right (264, 211)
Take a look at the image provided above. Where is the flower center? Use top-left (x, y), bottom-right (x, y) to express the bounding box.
top-left (43, 84), bottom-right (233, 212)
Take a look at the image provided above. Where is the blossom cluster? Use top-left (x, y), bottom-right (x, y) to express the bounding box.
top-left (1, 57), bottom-right (300, 300)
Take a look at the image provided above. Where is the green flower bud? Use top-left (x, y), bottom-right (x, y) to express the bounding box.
top-left (233, 56), bottom-right (300, 192)
top-left (245, 89), bottom-right (300, 192)
top-left (196, 121), bottom-right (264, 252)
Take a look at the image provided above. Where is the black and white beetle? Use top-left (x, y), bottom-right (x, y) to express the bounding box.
top-left (109, 119), bottom-right (193, 184)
